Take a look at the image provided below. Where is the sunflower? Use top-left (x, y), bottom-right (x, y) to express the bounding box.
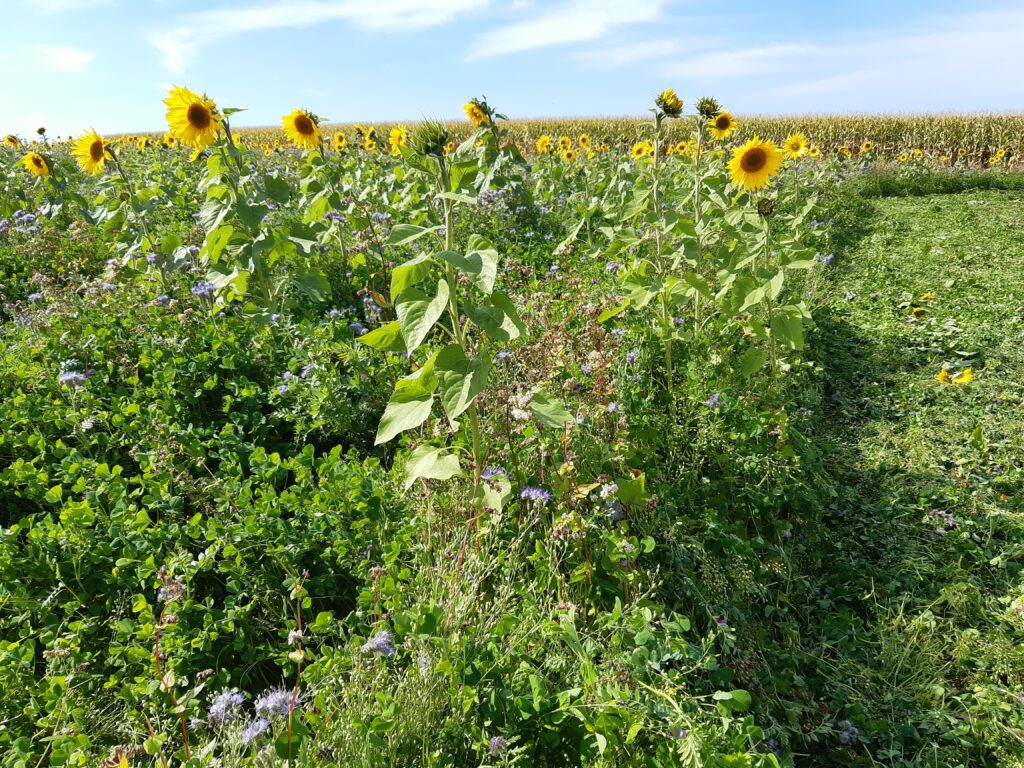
top-left (630, 139), bottom-right (654, 159)
top-left (558, 136), bottom-right (571, 151)
top-left (72, 129), bottom-right (110, 175)
top-left (808, 145), bottom-right (821, 158)
top-left (839, 145), bottom-right (852, 158)
top-left (860, 141), bottom-right (874, 154)
top-left (579, 134), bottom-right (591, 149)
top-left (355, 124), bottom-right (376, 141)
top-left (911, 148), bottom-right (923, 160)
top-left (995, 148), bottom-right (1006, 159)
top-left (562, 148), bottom-right (576, 162)
top-left (536, 134), bottom-right (552, 154)
top-left (21, 151), bottom-right (49, 177)
top-left (444, 141), bottom-right (456, 155)
top-left (463, 100), bottom-right (489, 127)
top-left (708, 111), bottom-right (736, 140)
top-left (137, 137), bottom-right (149, 151)
top-left (957, 148), bottom-right (968, 158)
top-left (163, 85), bottom-right (222, 150)
top-left (783, 132), bottom-right (808, 159)
top-left (162, 132), bottom-right (177, 148)
top-left (332, 133), bottom-right (347, 151)
top-left (364, 137), bottom-right (377, 152)
top-left (389, 125), bottom-right (407, 151)
top-left (727, 136), bottom-right (783, 191)
top-left (655, 88), bottom-right (683, 118)
top-left (897, 152), bottom-right (909, 162)
top-left (3, 134), bottom-right (19, 148)
top-left (282, 108), bottom-right (321, 149)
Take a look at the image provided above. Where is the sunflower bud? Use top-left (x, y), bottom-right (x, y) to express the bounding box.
top-left (695, 97), bottom-right (721, 120)
top-left (410, 120), bottom-right (450, 158)
top-left (655, 89), bottom-right (683, 118)
top-left (756, 198), bottom-right (775, 218)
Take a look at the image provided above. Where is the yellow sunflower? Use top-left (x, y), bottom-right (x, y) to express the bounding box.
top-left (444, 141), bottom-right (456, 155)
top-left (282, 108), bottom-right (321, 149)
top-left (709, 111), bottom-right (736, 139)
top-left (162, 132), bottom-right (177, 148)
top-left (911, 148), bottom-right (923, 160)
top-left (364, 137), bottom-right (377, 152)
top-left (163, 85), bottom-right (222, 150)
top-left (558, 136), bottom-right (571, 151)
top-left (808, 145), bottom-right (822, 158)
top-left (389, 125), bottom-right (407, 153)
top-left (536, 134), bottom-right (552, 154)
top-left (727, 136), bottom-right (783, 191)
top-left (783, 132), bottom-right (808, 159)
top-left (655, 88), bottom-right (683, 117)
top-left (860, 141), bottom-right (874, 154)
top-left (4, 134), bottom-right (19, 148)
top-left (72, 129), bottom-right (110, 175)
top-left (562, 148), bottom-right (576, 162)
top-left (137, 137), bottom-right (149, 151)
top-left (21, 151), bottom-right (49, 177)
top-left (631, 140), bottom-right (654, 159)
top-left (463, 100), bottom-right (489, 127)
top-left (839, 145), bottom-right (852, 158)
top-left (957, 148), bottom-right (968, 158)
top-left (579, 134), bottom-right (591, 149)
top-left (897, 152), bottom-right (909, 162)
top-left (332, 133), bottom-right (347, 151)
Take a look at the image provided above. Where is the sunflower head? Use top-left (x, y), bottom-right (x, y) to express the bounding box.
top-left (72, 129), bottom-right (111, 175)
top-left (579, 134), bottom-right (591, 149)
top-left (463, 98), bottom-right (492, 127)
top-left (709, 111), bottom-right (736, 140)
top-left (808, 145), bottom-right (821, 158)
top-left (163, 132), bottom-right (177, 148)
top-left (839, 146), bottom-right (852, 158)
top-left (410, 120), bottom-right (450, 157)
top-left (331, 133), bottom-right (347, 151)
top-left (21, 151), bottom-right (49, 177)
top-left (558, 136), bottom-right (571, 150)
top-left (655, 88), bottom-right (684, 118)
top-left (36, 126), bottom-right (46, 136)
top-left (957, 148), bottom-right (968, 158)
top-left (783, 132), bottom-right (808, 159)
top-left (756, 198), bottom-right (775, 218)
top-left (695, 96), bottom-right (721, 120)
top-left (562, 148), bottom-right (576, 162)
top-left (911, 148), bottom-right (923, 160)
top-left (282, 108), bottom-right (322, 150)
top-left (897, 152), bottom-right (909, 162)
top-left (727, 136), bottom-right (783, 191)
top-left (860, 141), bottom-right (874, 154)
top-left (137, 137), bottom-right (149, 151)
top-left (164, 86), bottom-right (222, 150)
top-left (388, 125), bottom-right (408, 151)
top-left (364, 137), bottom-right (377, 152)
top-left (4, 134), bottom-right (20, 148)
top-left (536, 135), bottom-right (552, 154)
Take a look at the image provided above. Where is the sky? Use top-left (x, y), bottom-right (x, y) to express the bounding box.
top-left (2, 0), bottom-right (1024, 138)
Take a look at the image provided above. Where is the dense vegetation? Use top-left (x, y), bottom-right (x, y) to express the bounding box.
top-left (1, 96), bottom-right (1022, 767)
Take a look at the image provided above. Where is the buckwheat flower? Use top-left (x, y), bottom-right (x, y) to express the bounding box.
top-left (255, 687), bottom-right (297, 719)
top-left (208, 689), bottom-right (245, 725)
top-left (489, 736), bottom-right (509, 756)
top-left (520, 486), bottom-right (552, 506)
top-left (599, 482), bottom-right (618, 500)
top-left (241, 717), bottom-right (270, 743)
top-left (362, 630), bottom-right (396, 657)
top-left (510, 407), bottom-right (530, 421)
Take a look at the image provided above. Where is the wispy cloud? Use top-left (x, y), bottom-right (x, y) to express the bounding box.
top-left (467, 0), bottom-right (667, 60)
top-left (151, 0), bottom-right (490, 73)
top-left (38, 45), bottom-right (94, 71)
top-left (573, 36), bottom-right (718, 69)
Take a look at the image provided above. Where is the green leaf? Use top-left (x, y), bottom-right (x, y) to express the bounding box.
top-left (476, 471), bottom-right (512, 512)
top-left (202, 224), bottom-right (234, 262)
top-left (597, 300), bottom-right (629, 324)
top-left (292, 271), bottom-right (329, 302)
top-left (390, 252), bottom-right (434, 302)
top-left (554, 217), bottom-right (587, 256)
top-left (375, 354), bottom-right (439, 445)
top-left (388, 224), bottom-right (436, 246)
top-left (770, 305), bottom-right (805, 350)
top-left (403, 445), bottom-right (464, 490)
top-left (529, 390), bottom-right (574, 430)
top-left (466, 292), bottom-right (526, 341)
top-left (358, 321), bottom-right (407, 352)
top-left (435, 345), bottom-right (491, 422)
top-left (438, 234), bottom-right (499, 295)
top-left (737, 346), bottom-right (766, 377)
top-left (395, 279), bottom-right (450, 354)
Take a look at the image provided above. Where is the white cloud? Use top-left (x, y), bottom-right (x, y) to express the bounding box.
top-left (574, 36), bottom-right (719, 69)
top-left (38, 45), bottom-right (94, 72)
top-left (150, 0), bottom-right (490, 72)
top-left (467, 0), bottom-right (666, 60)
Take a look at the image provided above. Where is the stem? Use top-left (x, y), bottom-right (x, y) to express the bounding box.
top-left (692, 118), bottom-right (704, 334)
top-left (761, 216), bottom-right (778, 395)
top-left (652, 113), bottom-right (676, 405)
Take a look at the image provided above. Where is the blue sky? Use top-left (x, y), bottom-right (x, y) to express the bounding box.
top-left (3, 0), bottom-right (1023, 138)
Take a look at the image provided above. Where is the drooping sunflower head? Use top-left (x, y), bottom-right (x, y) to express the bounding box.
top-left (536, 134), bottom-right (552, 154)
top-left (709, 111), bottom-right (736, 140)
top-left (463, 98), bottom-right (491, 127)
top-left (331, 133), bottom-right (347, 151)
top-left (727, 136), bottom-right (783, 191)
top-left (695, 96), bottom-right (721, 120)
top-left (3, 134), bottom-right (20, 148)
top-left (389, 125), bottom-right (408, 150)
top-left (839, 145), bottom-right (852, 158)
top-left (72, 129), bottom-right (111, 175)
top-left (783, 132), bottom-right (808, 159)
top-left (655, 88), bottom-right (684, 118)
top-left (860, 141), bottom-right (874, 154)
top-left (21, 151), bottom-right (49, 177)
top-left (163, 85), bottom-right (222, 150)
top-left (282, 108), bottom-right (322, 150)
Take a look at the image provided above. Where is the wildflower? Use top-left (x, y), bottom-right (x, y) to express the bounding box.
top-left (704, 392), bottom-right (722, 407)
top-left (72, 129), bottom-right (110, 175)
top-left (520, 486), bottom-right (552, 506)
top-left (282, 108), bottom-right (321, 149)
top-left (349, 321), bottom-right (367, 336)
top-left (860, 141), bottom-right (874, 154)
top-left (482, 467), bottom-right (509, 480)
top-left (3, 134), bottom-right (19, 148)
top-left (58, 371), bottom-right (87, 387)
top-left (671, 726), bottom-right (688, 739)
top-left (606, 402), bottom-right (619, 414)
top-left (164, 86), bottom-right (221, 150)
top-left (21, 152), bottom-right (49, 177)
top-left (839, 719), bottom-right (860, 746)
top-left (578, 134), bottom-right (591, 149)
top-left (709, 111), bottom-right (736, 139)
top-left (728, 137), bottom-right (782, 191)
top-left (255, 687), bottom-right (298, 719)
top-left (808, 145), bottom-right (821, 157)
top-left (715, 614), bottom-right (727, 626)
top-left (463, 98), bottom-right (490, 127)
top-left (599, 482), bottom-right (618, 500)
top-left (363, 630), bottom-right (396, 657)
top-left (208, 690), bottom-right (245, 726)
top-left (331, 132), bottom-right (347, 151)
top-left (489, 736), bottom-right (509, 756)
top-left (241, 717), bottom-right (270, 743)
top-left (190, 280), bottom-right (215, 298)
top-left (919, 292), bottom-right (934, 301)
top-left (655, 88), bottom-right (683, 118)
top-left (536, 134), bottom-right (552, 154)
top-left (561, 148), bottom-right (576, 162)
top-left (388, 125), bottom-right (408, 155)
top-left (951, 367), bottom-right (974, 385)
top-left (28, 292), bottom-right (43, 302)
top-left (783, 132), bottom-right (809, 159)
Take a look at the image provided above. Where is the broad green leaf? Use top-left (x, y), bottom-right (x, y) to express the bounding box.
top-left (529, 390), bottom-right (574, 430)
top-left (438, 234), bottom-right (498, 294)
top-left (403, 444), bottom-right (464, 490)
top-left (682, 271), bottom-right (712, 298)
top-left (375, 354), bottom-right (439, 444)
top-left (466, 292), bottom-right (526, 342)
top-left (292, 271), bottom-right (329, 302)
top-left (770, 306), bottom-right (805, 350)
top-left (388, 224), bottom-right (436, 246)
top-left (598, 300), bottom-right (629, 323)
top-left (390, 252), bottom-right (433, 302)
top-left (554, 217), bottom-right (587, 255)
top-left (395, 279), bottom-right (450, 354)
top-left (202, 224), bottom-right (234, 262)
top-left (435, 345), bottom-right (491, 422)
top-left (475, 471), bottom-right (512, 512)
top-left (737, 346), bottom-right (766, 376)
top-left (358, 321), bottom-right (407, 352)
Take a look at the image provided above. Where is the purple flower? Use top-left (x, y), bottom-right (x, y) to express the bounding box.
top-left (704, 392), bottom-right (722, 408)
top-left (362, 630), bottom-right (396, 657)
top-left (146, 253), bottom-right (157, 265)
top-left (208, 690), bottom-right (245, 726)
top-left (241, 717), bottom-right (270, 743)
top-left (28, 292), bottom-right (43, 302)
top-left (328, 308), bottom-right (341, 319)
top-left (606, 402), bottom-right (619, 414)
top-left (324, 211), bottom-right (346, 224)
top-left (715, 614), bottom-right (727, 626)
top-left (489, 735), bottom-right (509, 756)
top-left (277, 384), bottom-right (289, 396)
top-left (520, 486), bottom-right (552, 506)
top-left (190, 280), bottom-right (215, 298)
top-left (482, 467), bottom-right (508, 480)
top-left (349, 321), bottom-right (367, 336)
top-left (58, 371), bottom-right (87, 387)
top-left (626, 350), bottom-right (638, 364)
top-left (255, 687), bottom-right (298, 720)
